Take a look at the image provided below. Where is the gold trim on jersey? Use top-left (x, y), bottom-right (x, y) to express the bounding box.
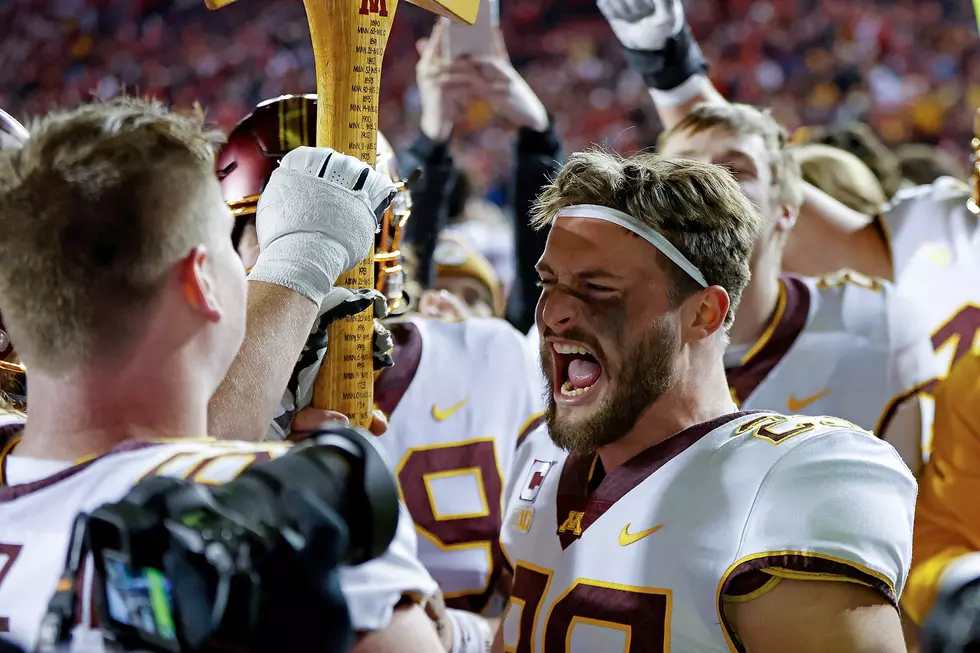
top-left (873, 378), bottom-right (936, 438)
top-left (423, 466), bottom-right (491, 520)
top-left (586, 454), bottom-right (599, 485)
top-left (0, 434), bottom-right (21, 485)
top-left (814, 269), bottom-right (885, 293)
top-left (739, 279), bottom-right (787, 366)
top-left (394, 436), bottom-right (505, 601)
top-left (540, 578), bottom-right (672, 653)
top-left (715, 550), bottom-right (897, 653)
top-left (733, 414), bottom-right (817, 445)
top-left (515, 411), bottom-right (545, 447)
top-left (762, 566), bottom-right (876, 590)
top-left (722, 575), bottom-right (782, 604)
top-left (503, 560), bottom-right (555, 653)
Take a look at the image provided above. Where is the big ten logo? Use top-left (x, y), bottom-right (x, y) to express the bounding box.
top-left (513, 508), bottom-right (534, 533)
top-left (359, 0), bottom-right (388, 16)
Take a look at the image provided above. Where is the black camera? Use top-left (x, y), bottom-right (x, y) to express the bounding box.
top-left (922, 559), bottom-right (980, 653)
top-left (40, 427), bottom-right (399, 653)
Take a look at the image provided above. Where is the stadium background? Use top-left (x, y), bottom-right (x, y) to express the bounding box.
top-left (2, 0), bottom-right (977, 200)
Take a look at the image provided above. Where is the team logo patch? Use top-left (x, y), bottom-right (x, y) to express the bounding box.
top-left (519, 459), bottom-right (554, 503)
top-left (513, 507), bottom-right (534, 533)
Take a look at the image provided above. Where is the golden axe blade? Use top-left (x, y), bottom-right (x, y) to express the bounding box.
top-left (206, 0), bottom-right (478, 427)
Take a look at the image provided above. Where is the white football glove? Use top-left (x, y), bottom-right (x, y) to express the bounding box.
top-left (248, 146), bottom-right (397, 306)
top-left (597, 0), bottom-right (685, 52)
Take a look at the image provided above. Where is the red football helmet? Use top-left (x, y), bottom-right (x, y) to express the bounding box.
top-left (215, 94), bottom-right (412, 310)
top-left (0, 108), bottom-right (27, 407)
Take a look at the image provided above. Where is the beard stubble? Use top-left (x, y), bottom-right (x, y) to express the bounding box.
top-left (542, 316), bottom-right (679, 455)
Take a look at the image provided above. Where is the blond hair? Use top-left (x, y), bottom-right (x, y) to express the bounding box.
top-left (531, 149), bottom-right (763, 326)
top-left (797, 144), bottom-right (887, 215)
top-left (662, 102), bottom-right (804, 208)
top-left (0, 97), bottom-right (225, 372)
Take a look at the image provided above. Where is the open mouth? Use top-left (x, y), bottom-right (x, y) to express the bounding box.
top-left (553, 342), bottom-right (604, 399)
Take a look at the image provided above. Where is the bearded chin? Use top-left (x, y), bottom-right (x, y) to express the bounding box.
top-left (546, 319), bottom-right (678, 455)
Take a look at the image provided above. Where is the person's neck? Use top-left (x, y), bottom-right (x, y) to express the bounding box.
top-left (728, 254), bottom-right (783, 350)
top-left (15, 362), bottom-right (209, 462)
top-left (598, 360), bottom-right (737, 471)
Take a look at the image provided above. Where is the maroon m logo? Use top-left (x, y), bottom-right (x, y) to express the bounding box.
top-left (359, 0), bottom-right (389, 16)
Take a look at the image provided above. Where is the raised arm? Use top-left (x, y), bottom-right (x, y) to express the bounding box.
top-left (599, 0), bottom-right (893, 279)
top-left (598, 0), bottom-right (725, 129)
top-left (209, 148), bottom-right (394, 441)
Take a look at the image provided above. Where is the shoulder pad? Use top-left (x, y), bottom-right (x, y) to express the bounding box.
top-left (883, 177), bottom-right (971, 216)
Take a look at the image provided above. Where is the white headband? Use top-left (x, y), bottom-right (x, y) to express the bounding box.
top-left (555, 204), bottom-right (708, 288)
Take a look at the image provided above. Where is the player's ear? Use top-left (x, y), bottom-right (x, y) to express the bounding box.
top-left (179, 245), bottom-right (223, 323)
top-left (682, 286), bottom-right (729, 342)
top-left (776, 201), bottom-right (799, 232)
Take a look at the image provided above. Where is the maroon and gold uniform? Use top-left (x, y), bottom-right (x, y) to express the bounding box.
top-left (500, 412), bottom-right (915, 652)
top-left (379, 316), bottom-right (543, 614)
top-left (0, 417), bottom-right (436, 649)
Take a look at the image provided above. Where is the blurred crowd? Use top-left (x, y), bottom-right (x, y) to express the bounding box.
top-left (1, 0), bottom-right (978, 196)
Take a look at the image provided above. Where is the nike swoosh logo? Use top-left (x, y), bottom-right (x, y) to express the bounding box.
top-left (618, 523), bottom-right (664, 547)
top-left (787, 389), bottom-right (831, 412)
top-left (432, 398), bottom-right (469, 422)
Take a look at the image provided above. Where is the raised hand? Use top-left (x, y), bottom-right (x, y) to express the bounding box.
top-left (417, 21), bottom-right (475, 142)
top-left (597, 0), bottom-right (685, 51)
top-left (250, 146), bottom-right (396, 306)
top-left (457, 29), bottom-right (549, 132)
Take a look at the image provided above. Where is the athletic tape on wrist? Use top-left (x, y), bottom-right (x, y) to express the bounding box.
top-left (555, 204), bottom-right (708, 287)
top-left (447, 608), bottom-right (493, 653)
top-left (649, 73), bottom-right (711, 107)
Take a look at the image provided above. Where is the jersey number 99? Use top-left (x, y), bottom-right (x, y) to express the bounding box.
top-left (396, 438), bottom-right (503, 611)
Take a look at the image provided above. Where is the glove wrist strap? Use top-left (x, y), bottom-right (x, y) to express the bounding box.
top-left (620, 23), bottom-right (708, 91)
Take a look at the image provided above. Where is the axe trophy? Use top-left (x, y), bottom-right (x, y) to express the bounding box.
top-left (206, 0), bottom-right (480, 427)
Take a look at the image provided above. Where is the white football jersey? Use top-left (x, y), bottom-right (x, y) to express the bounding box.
top-left (378, 316), bottom-right (543, 613)
top-left (881, 177), bottom-right (980, 380)
top-left (500, 412), bottom-right (916, 652)
top-left (0, 424), bottom-right (436, 650)
top-left (726, 274), bottom-right (939, 468)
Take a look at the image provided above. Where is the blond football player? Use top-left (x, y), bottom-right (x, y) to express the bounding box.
top-left (655, 102), bottom-right (939, 472)
top-left (217, 94), bottom-right (544, 653)
top-left (495, 150), bottom-right (914, 653)
top-left (0, 98), bottom-right (441, 652)
top-left (596, 0), bottom-right (940, 472)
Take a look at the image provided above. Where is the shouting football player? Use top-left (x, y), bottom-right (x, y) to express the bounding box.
top-left (496, 150), bottom-right (915, 652)
top-left (597, 0), bottom-right (978, 452)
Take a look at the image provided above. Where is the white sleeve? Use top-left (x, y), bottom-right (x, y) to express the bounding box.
top-left (339, 432), bottom-right (439, 632)
top-left (883, 288), bottom-right (942, 400)
top-left (733, 429), bottom-right (917, 604)
top-left (339, 501), bottom-right (439, 632)
top-left (877, 287), bottom-right (940, 470)
top-left (879, 177), bottom-right (970, 278)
